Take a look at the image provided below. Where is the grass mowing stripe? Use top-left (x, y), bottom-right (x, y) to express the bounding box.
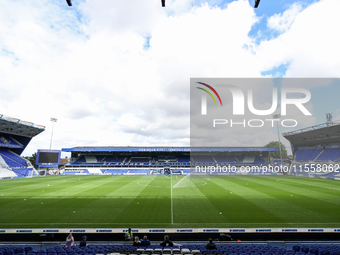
top-left (273, 179), bottom-right (340, 205)
top-left (249, 177), bottom-right (340, 207)
top-left (0, 176), bottom-right (81, 192)
top-left (172, 176), bottom-right (225, 224)
top-left (237, 177), bottom-right (340, 224)
top-left (197, 176), bottom-right (340, 226)
top-left (1, 175), bottom-right (340, 228)
top-left (110, 175), bottom-right (171, 225)
top-left (277, 178), bottom-right (340, 191)
top-left (171, 175), bottom-right (173, 224)
top-left (201, 177), bottom-right (286, 224)
top-left (0, 176), bottom-right (147, 226)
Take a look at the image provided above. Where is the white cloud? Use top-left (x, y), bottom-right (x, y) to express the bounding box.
top-left (0, 0), bottom-right (339, 157)
top-left (258, 0), bottom-right (340, 78)
top-left (267, 3), bottom-right (302, 32)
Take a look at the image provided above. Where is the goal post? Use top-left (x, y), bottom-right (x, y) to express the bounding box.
top-left (26, 168), bottom-right (34, 178)
top-left (37, 169), bottom-right (47, 176)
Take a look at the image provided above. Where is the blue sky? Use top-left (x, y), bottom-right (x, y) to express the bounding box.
top-left (0, 0), bottom-right (339, 156)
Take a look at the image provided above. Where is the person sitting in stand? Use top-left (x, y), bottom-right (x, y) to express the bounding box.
top-left (65, 233), bottom-right (74, 247)
top-left (140, 235), bottom-right (151, 247)
top-left (133, 236), bottom-right (141, 246)
top-left (79, 236), bottom-right (88, 247)
top-left (206, 238), bottom-right (216, 250)
top-left (160, 235), bottom-right (173, 247)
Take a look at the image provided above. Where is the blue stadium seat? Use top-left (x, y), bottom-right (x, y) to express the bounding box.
top-left (293, 246), bottom-right (301, 252)
top-left (319, 251), bottom-right (331, 255)
top-left (4, 250), bottom-right (14, 255)
top-left (296, 252), bottom-right (306, 255)
top-left (15, 248), bottom-right (24, 254)
top-left (309, 249), bottom-right (319, 255)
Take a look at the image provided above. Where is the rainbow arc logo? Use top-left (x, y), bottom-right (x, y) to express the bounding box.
top-left (196, 82), bottom-right (222, 106)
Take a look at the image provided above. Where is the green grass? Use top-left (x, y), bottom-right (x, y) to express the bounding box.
top-left (0, 175), bottom-right (340, 228)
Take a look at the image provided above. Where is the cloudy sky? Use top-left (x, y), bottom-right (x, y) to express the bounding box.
top-left (0, 0), bottom-right (340, 157)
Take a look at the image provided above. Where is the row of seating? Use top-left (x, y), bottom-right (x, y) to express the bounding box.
top-left (292, 245), bottom-right (340, 255)
top-left (295, 147), bottom-right (340, 163)
top-left (2, 245), bottom-right (340, 255)
top-left (0, 246), bottom-right (34, 255)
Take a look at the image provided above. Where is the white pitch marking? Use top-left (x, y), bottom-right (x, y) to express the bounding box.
top-left (172, 174), bottom-right (190, 188)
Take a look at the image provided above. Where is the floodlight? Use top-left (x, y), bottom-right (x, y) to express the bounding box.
top-left (273, 114), bottom-right (283, 169)
top-left (50, 118), bottom-right (58, 150)
top-left (254, 0), bottom-right (260, 8)
top-left (162, 0), bottom-right (165, 7)
top-left (66, 0), bottom-right (72, 6)
top-left (326, 113), bottom-right (333, 126)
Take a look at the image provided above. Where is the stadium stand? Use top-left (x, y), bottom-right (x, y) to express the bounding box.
top-left (295, 148), bottom-right (323, 162)
top-left (102, 156), bottom-right (126, 163)
top-left (214, 155), bottom-right (237, 163)
top-left (12, 168), bottom-right (30, 176)
top-left (284, 120), bottom-right (340, 179)
top-left (192, 155), bottom-right (215, 163)
top-left (171, 168), bottom-right (182, 174)
top-left (243, 155), bottom-right (255, 163)
top-left (82, 169), bottom-right (102, 174)
top-left (254, 156), bottom-right (266, 163)
top-left (128, 169), bottom-right (151, 174)
top-left (61, 147), bottom-right (274, 176)
top-left (104, 169), bottom-right (129, 174)
top-left (235, 156), bottom-right (244, 162)
top-left (73, 156), bottom-right (87, 164)
top-left (0, 149), bottom-right (28, 168)
top-left (2, 243), bottom-right (340, 255)
top-left (177, 156), bottom-right (190, 163)
top-left (63, 171), bottom-right (82, 175)
top-left (182, 168), bottom-right (191, 174)
top-left (85, 155), bottom-right (98, 163)
top-left (0, 166), bottom-right (17, 178)
top-left (0, 134), bottom-right (23, 148)
top-left (0, 115), bottom-right (44, 179)
top-left (315, 147), bottom-right (340, 162)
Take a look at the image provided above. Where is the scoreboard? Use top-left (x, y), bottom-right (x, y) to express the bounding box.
top-left (35, 149), bottom-right (61, 167)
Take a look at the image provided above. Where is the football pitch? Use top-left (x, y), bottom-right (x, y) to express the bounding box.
top-left (1, 175), bottom-right (340, 229)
